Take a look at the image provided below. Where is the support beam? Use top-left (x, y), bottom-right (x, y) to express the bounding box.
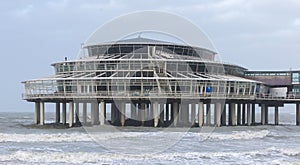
top-left (120, 102), bottom-right (125, 127)
top-left (230, 103), bottom-right (236, 126)
top-left (247, 104), bottom-right (251, 126)
top-left (191, 103), bottom-right (196, 126)
top-left (149, 103), bottom-right (154, 121)
top-left (131, 103), bottom-right (136, 120)
top-left (228, 103), bottom-right (232, 125)
top-left (170, 103), bottom-right (174, 121)
top-left (296, 104), bottom-right (300, 126)
top-left (56, 102), bottom-right (60, 124)
top-left (221, 104), bottom-right (226, 126)
top-left (215, 103), bottom-right (221, 127)
top-left (90, 102), bottom-right (96, 125)
top-left (261, 104), bottom-right (266, 125)
top-left (111, 102), bottom-right (116, 125)
top-left (62, 102), bottom-right (67, 125)
top-left (252, 103), bottom-right (256, 125)
top-left (198, 102), bottom-right (204, 127)
top-left (82, 103), bottom-right (87, 124)
top-left (265, 105), bottom-right (269, 124)
top-left (140, 103), bottom-right (145, 126)
top-left (40, 102), bottom-right (45, 126)
top-left (166, 103), bottom-right (170, 122)
top-left (100, 101), bottom-right (105, 126)
top-left (154, 102), bottom-right (159, 127)
top-left (95, 102), bottom-right (99, 125)
top-left (237, 104), bottom-right (241, 126)
top-left (75, 102), bottom-right (80, 124)
top-left (206, 103), bottom-right (211, 126)
top-left (68, 102), bottom-right (74, 127)
top-left (242, 103), bottom-right (246, 125)
top-left (160, 103), bottom-right (164, 125)
top-left (145, 104), bottom-right (149, 121)
top-left (34, 102), bottom-right (40, 124)
top-left (172, 102), bottom-right (179, 127)
top-left (275, 105), bottom-right (279, 125)
top-left (183, 103), bottom-right (190, 126)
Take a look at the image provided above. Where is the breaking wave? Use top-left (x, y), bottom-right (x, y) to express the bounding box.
top-left (0, 132), bottom-right (154, 143)
top-left (0, 130), bottom-right (270, 143)
top-left (206, 130), bottom-right (270, 140)
top-left (1, 147), bottom-right (299, 164)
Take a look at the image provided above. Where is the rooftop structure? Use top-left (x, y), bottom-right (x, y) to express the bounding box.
top-left (22, 36), bottom-right (300, 127)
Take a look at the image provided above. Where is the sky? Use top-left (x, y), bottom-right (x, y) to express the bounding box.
top-left (0, 0), bottom-right (300, 112)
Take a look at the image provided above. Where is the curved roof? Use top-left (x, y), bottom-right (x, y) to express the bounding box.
top-left (84, 37), bottom-right (217, 55)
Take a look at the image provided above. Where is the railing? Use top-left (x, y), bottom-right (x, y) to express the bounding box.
top-left (22, 91), bottom-right (258, 100)
top-left (22, 91), bottom-right (300, 101)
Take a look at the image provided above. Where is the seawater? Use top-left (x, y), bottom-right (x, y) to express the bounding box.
top-left (0, 110), bottom-right (300, 164)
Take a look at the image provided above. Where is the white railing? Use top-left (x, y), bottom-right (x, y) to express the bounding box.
top-left (22, 91), bottom-right (258, 100)
top-left (22, 91), bottom-right (300, 101)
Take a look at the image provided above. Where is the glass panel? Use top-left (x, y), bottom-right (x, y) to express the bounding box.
top-left (292, 73), bottom-right (299, 84)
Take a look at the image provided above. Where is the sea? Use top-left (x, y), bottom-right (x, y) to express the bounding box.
top-left (1, 108), bottom-right (300, 164)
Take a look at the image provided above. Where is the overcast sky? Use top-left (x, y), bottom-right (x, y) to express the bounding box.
top-left (0, 0), bottom-right (300, 112)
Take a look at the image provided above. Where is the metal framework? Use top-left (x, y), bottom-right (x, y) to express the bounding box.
top-left (22, 39), bottom-right (264, 102)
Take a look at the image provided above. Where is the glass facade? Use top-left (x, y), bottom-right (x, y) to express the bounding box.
top-left (23, 43), bottom-right (265, 100)
top-left (292, 72), bottom-right (299, 84)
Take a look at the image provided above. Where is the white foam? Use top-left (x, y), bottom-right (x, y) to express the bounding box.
top-left (204, 130), bottom-right (270, 140)
top-left (0, 132), bottom-right (157, 143)
top-left (0, 130), bottom-right (270, 143)
top-left (0, 149), bottom-right (281, 164)
top-left (0, 133), bottom-right (91, 142)
top-left (267, 147), bottom-right (300, 156)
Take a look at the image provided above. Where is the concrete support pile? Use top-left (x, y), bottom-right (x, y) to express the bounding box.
top-left (68, 102), bottom-right (73, 127)
top-left (242, 104), bottom-right (246, 125)
top-left (166, 103), bottom-right (170, 122)
top-left (191, 103), bottom-right (196, 126)
top-left (62, 102), bottom-right (66, 125)
top-left (172, 102), bottom-right (179, 127)
top-left (296, 104), bottom-right (300, 126)
top-left (100, 101), bottom-right (106, 126)
top-left (153, 102), bottom-right (159, 127)
top-left (40, 102), bottom-right (45, 126)
top-left (34, 102), bottom-right (40, 124)
top-left (198, 102), bottom-right (204, 127)
top-left (215, 103), bottom-right (221, 127)
top-left (237, 104), bottom-right (241, 125)
top-left (160, 103), bottom-right (164, 125)
top-left (230, 103), bottom-right (236, 126)
top-left (275, 105), bottom-right (279, 125)
top-left (82, 103), bottom-right (87, 124)
top-left (261, 104), bottom-right (266, 125)
top-left (206, 104), bottom-right (211, 126)
top-left (221, 104), bottom-right (226, 126)
top-left (251, 103), bottom-right (256, 125)
top-left (247, 104), bottom-right (251, 126)
top-left (56, 103), bottom-right (60, 123)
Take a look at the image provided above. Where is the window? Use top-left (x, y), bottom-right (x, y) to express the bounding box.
top-left (292, 72), bottom-right (299, 84)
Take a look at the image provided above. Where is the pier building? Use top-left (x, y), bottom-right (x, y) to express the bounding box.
top-left (22, 37), bottom-right (300, 127)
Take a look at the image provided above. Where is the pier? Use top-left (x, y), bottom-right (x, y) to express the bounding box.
top-left (22, 37), bottom-right (300, 127)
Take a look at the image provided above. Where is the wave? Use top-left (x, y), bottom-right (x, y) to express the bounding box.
top-left (1, 147), bottom-right (299, 164)
top-left (0, 130), bottom-right (269, 143)
top-left (0, 132), bottom-right (150, 143)
top-left (267, 147), bottom-right (300, 156)
top-left (183, 130), bottom-right (270, 141)
top-left (0, 133), bottom-right (91, 142)
top-left (206, 130), bottom-right (270, 140)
